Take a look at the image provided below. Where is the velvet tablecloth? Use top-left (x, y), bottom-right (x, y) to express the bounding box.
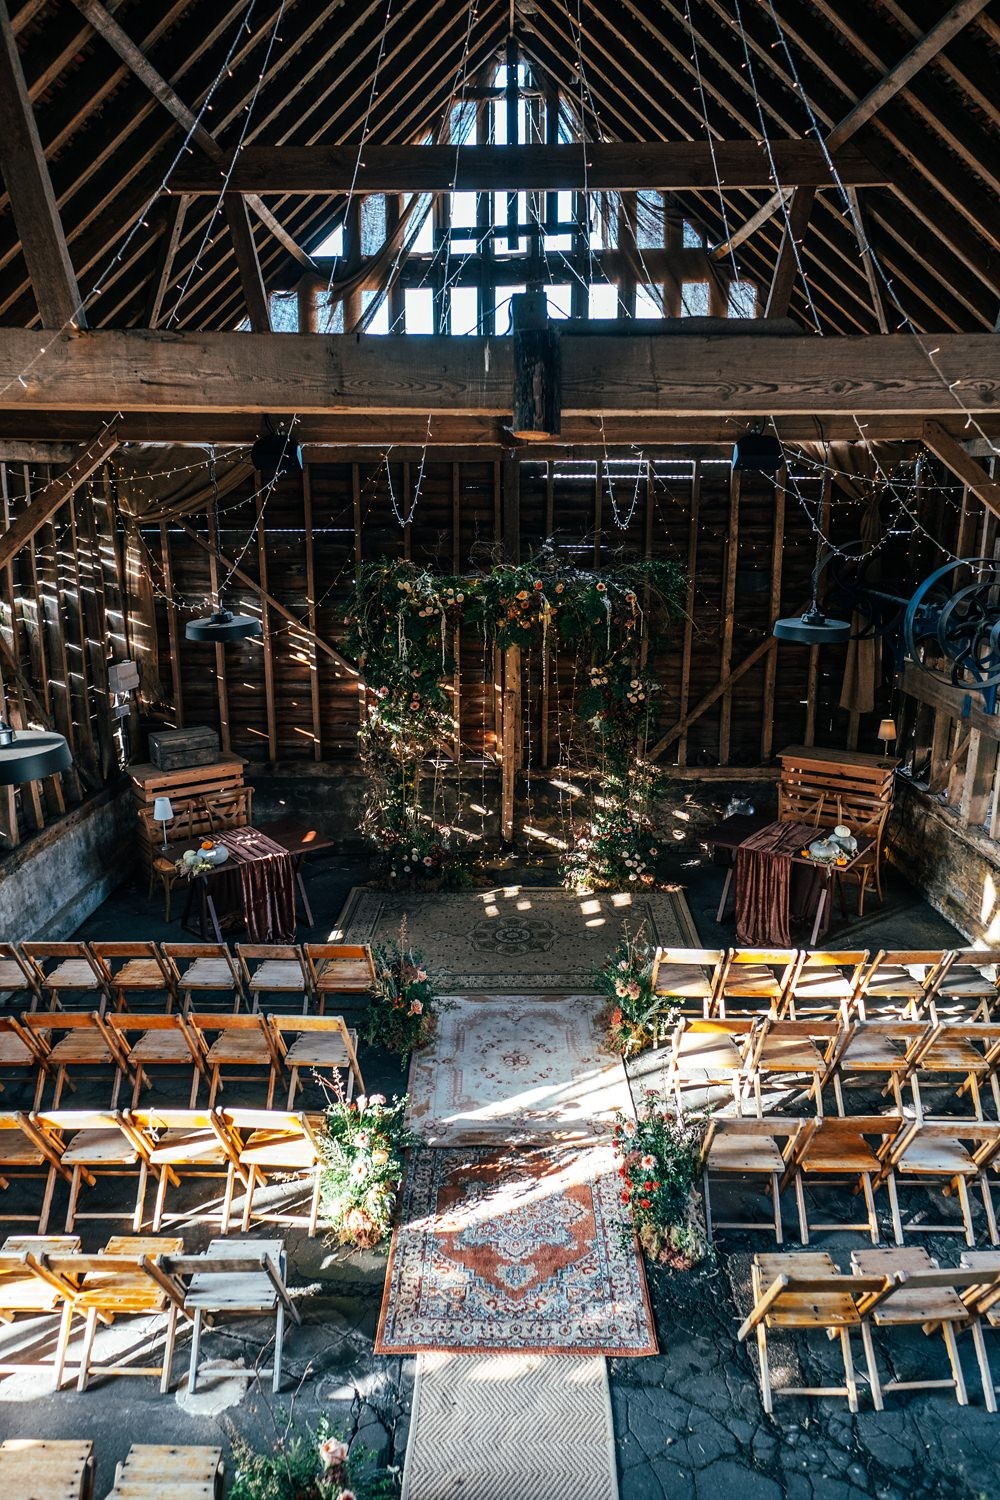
top-left (208, 827), bottom-right (296, 942)
top-left (734, 820), bottom-right (824, 946)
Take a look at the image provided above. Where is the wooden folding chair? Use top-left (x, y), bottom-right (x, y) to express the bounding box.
top-left (220, 1109), bottom-right (326, 1234)
top-left (935, 949), bottom-right (1000, 1016)
top-left (781, 950), bottom-right (869, 1020)
top-left (0, 1237), bottom-right (81, 1383)
top-left (0, 1438), bottom-right (95, 1499)
top-left (188, 1012), bottom-right (284, 1108)
top-left (89, 942), bottom-right (177, 1013)
top-left (0, 944), bottom-right (41, 1010)
top-left (902, 1014), bottom-right (1000, 1121)
top-left (876, 1118), bottom-right (1000, 1248)
top-left (856, 950), bottom-right (952, 1015)
top-left (700, 1116), bottom-right (807, 1245)
top-left (742, 1017), bottom-right (841, 1114)
top-left (31, 1111), bottom-right (155, 1235)
top-left (783, 1113), bottom-right (905, 1244)
top-left (0, 1111), bottom-right (69, 1234)
top-left (958, 1250), bottom-right (1000, 1413)
top-left (105, 1444), bottom-right (224, 1500)
top-left (850, 1247), bottom-right (995, 1408)
top-left (45, 1236), bottom-right (187, 1393)
top-left (161, 944), bottom-right (244, 1013)
top-left (714, 949), bottom-right (801, 1017)
top-left (649, 947), bottom-right (726, 1019)
top-left (20, 944), bottom-right (110, 1013)
top-left (821, 1014), bottom-right (928, 1115)
top-left (161, 1238), bottom-right (299, 1394)
top-left (664, 1016), bottom-right (756, 1114)
top-left (738, 1251), bottom-right (888, 1414)
top-left (267, 1014), bottom-right (365, 1107)
top-left (236, 944), bottom-right (311, 1014)
top-left (107, 1013), bottom-right (210, 1109)
top-left (302, 943), bottom-right (375, 1014)
top-left (21, 1011), bottom-right (133, 1108)
top-left (0, 1013), bottom-right (56, 1109)
top-left (126, 1109), bottom-right (248, 1232)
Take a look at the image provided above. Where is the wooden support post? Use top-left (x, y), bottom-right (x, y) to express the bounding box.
top-left (144, 195), bottom-right (187, 329)
top-left (255, 488), bottom-right (278, 761)
top-left (342, 198), bottom-right (363, 332)
top-left (929, 710), bottom-right (953, 787)
top-left (760, 466), bottom-right (787, 762)
top-left (959, 728), bottom-right (999, 828)
top-left (301, 463), bottom-right (322, 760)
top-left (500, 455), bottom-right (520, 844)
top-left (206, 499), bottom-right (230, 753)
top-left (718, 466), bottom-right (740, 765)
top-left (765, 187), bottom-right (816, 319)
top-left (159, 522), bottom-right (183, 727)
top-left (676, 459), bottom-right (700, 768)
top-left (806, 477), bottom-right (833, 748)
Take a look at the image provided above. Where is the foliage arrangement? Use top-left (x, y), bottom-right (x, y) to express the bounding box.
top-left (593, 924), bottom-right (669, 1055)
top-left (318, 1091), bottom-right (418, 1250)
top-left (230, 1418), bottom-right (397, 1500)
top-left (362, 925), bottom-right (443, 1058)
top-left (344, 551), bottom-right (685, 884)
top-left (613, 1092), bottom-right (709, 1270)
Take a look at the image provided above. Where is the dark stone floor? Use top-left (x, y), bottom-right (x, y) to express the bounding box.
top-left (1, 823), bottom-right (996, 1499)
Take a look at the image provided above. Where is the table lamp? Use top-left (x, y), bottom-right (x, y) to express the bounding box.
top-left (877, 717), bottom-right (897, 759)
top-left (153, 796), bottom-right (173, 850)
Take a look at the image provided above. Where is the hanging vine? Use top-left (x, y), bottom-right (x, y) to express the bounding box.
top-left (345, 550), bottom-right (685, 887)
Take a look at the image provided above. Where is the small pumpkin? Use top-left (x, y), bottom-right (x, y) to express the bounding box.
top-left (200, 839), bottom-right (215, 852)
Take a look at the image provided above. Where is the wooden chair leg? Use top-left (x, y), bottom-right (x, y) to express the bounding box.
top-left (755, 1320), bottom-right (773, 1414)
top-left (65, 1165), bottom-right (82, 1233)
top-left (982, 1175), bottom-right (999, 1246)
top-left (771, 1172), bottom-right (783, 1245)
top-left (273, 1303), bottom-right (286, 1394)
top-left (971, 1319), bottom-right (997, 1413)
top-left (265, 1068), bottom-right (276, 1110)
top-left (133, 1161), bottom-right (148, 1232)
top-left (942, 1322), bottom-right (969, 1405)
top-left (187, 1308), bottom-right (203, 1394)
top-left (886, 1171), bottom-right (904, 1247)
top-left (702, 1168), bottom-right (713, 1243)
top-left (160, 1304), bottom-right (178, 1393)
top-left (860, 1320), bottom-right (883, 1411)
top-left (38, 1164), bottom-right (56, 1235)
top-left (221, 1164), bottom-right (236, 1232)
top-left (861, 1173), bottom-right (880, 1244)
top-left (794, 1172), bottom-right (809, 1243)
top-left (153, 1166), bottom-right (170, 1231)
top-left (53, 1301), bottom-right (74, 1391)
top-left (286, 1070), bottom-right (298, 1109)
top-left (76, 1308), bottom-right (99, 1392)
top-left (241, 1167), bottom-right (256, 1233)
top-left (309, 1170), bottom-right (321, 1238)
top-left (955, 1173), bottom-right (976, 1246)
top-left (839, 1328), bottom-right (859, 1413)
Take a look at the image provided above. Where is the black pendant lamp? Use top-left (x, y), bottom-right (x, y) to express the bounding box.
top-left (185, 597), bottom-right (261, 644)
top-left (774, 525), bottom-right (852, 646)
top-left (0, 717), bottom-right (72, 786)
top-left (251, 425), bottom-right (302, 484)
top-left (733, 424), bottom-right (784, 476)
top-left (185, 445), bottom-right (262, 644)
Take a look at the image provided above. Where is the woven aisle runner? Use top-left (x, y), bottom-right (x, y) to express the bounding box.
top-left (401, 1352), bottom-right (618, 1500)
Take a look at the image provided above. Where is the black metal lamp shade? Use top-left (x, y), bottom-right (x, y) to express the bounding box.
top-left (251, 432), bottom-right (302, 483)
top-left (185, 606), bottom-right (261, 643)
top-left (732, 430), bottom-right (784, 474)
top-left (773, 607), bottom-right (852, 645)
top-left (0, 723), bottom-right (73, 785)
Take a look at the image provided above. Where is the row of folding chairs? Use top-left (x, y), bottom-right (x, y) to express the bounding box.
top-left (0, 1230), bottom-right (297, 1395)
top-left (1, 1106), bottom-right (333, 1239)
top-left (701, 1113), bottom-right (1000, 1249)
top-left (669, 1009), bottom-right (1000, 1122)
top-left (0, 1008), bottom-right (364, 1112)
top-left (0, 1438), bottom-right (224, 1500)
top-left (0, 939), bottom-right (375, 1014)
top-left (651, 946), bottom-right (1000, 1020)
top-left (740, 1246), bottom-right (1000, 1415)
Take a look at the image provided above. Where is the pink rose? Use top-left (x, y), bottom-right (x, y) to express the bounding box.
top-left (409, 999), bottom-right (423, 1016)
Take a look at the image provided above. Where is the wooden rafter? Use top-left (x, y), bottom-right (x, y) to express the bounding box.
top-left (922, 421), bottom-right (1000, 520)
top-left (0, 426), bottom-right (118, 571)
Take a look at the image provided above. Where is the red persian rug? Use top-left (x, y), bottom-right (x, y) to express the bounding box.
top-left (375, 1144), bottom-right (657, 1356)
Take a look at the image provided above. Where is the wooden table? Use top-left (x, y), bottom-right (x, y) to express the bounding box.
top-left (174, 820), bottom-right (333, 940)
top-left (707, 815), bottom-right (874, 945)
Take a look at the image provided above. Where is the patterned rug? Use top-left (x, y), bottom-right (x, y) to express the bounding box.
top-left (333, 885), bottom-right (698, 992)
top-left (375, 1143), bottom-right (657, 1356)
top-left (401, 1352), bottom-right (619, 1500)
top-left (406, 995), bottom-right (634, 1144)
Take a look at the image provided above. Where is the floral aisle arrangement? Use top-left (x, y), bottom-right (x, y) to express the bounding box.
top-left (230, 1418), bottom-right (398, 1499)
top-left (594, 925), bottom-right (668, 1054)
top-left (344, 552), bottom-right (685, 884)
top-left (613, 1093), bottom-right (709, 1270)
top-left (363, 928), bottom-right (443, 1058)
top-left (318, 1092), bottom-right (418, 1250)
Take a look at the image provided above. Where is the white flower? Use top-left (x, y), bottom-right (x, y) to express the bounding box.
top-left (350, 1160), bottom-right (367, 1180)
top-left (355, 1094), bottom-right (367, 1112)
top-left (368, 1093), bottom-right (387, 1106)
top-left (319, 1438), bottom-right (350, 1473)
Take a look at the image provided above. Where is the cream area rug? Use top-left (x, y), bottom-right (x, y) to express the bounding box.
top-left (334, 884), bottom-right (698, 992)
top-left (406, 994), bottom-right (634, 1143)
top-left (401, 1351), bottom-right (619, 1500)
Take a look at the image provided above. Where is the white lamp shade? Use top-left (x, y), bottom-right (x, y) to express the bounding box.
top-left (877, 718), bottom-right (897, 743)
top-left (153, 797), bottom-right (174, 822)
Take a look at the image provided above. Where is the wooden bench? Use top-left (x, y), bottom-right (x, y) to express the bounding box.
top-left (0, 1438), bottom-right (94, 1500)
top-left (104, 1444), bottom-right (223, 1500)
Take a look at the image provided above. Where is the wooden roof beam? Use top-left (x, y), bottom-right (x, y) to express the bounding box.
top-left (0, 0), bottom-right (85, 328)
top-left (0, 425), bottom-right (118, 570)
top-left (710, 0), bottom-right (990, 262)
top-left (922, 420), bottom-right (1000, 520)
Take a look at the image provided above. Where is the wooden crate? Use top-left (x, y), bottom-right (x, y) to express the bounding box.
top-left (131, 758), bottom-right (247, 874)
top-left (776, 744), bottom-right (899, 835)
top-left (148, 726), bottom-right (221, 771)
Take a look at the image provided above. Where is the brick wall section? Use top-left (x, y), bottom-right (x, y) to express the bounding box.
top-left (889, 780), bottom-right (1000, 943)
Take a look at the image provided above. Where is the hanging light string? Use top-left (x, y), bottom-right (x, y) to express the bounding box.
top-left (0, 3), bottom-right (263, 404)
top-left (683, 0), bottom-right (741, 287)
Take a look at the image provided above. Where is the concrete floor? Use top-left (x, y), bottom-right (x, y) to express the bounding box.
top-left (0, 826), bottom-right (994, 1500)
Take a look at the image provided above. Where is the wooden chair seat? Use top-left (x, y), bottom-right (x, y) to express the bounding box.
top-left (313, 959), bottom-right (372, 991)
top-left (708, 1134), bottom-right (785, 1174)
top-left (0, 1133), bottom-right (47, 1168)
top-left (181, 1239), bottom-right (283, 1312)
top-left (176, 958), bottom-right (236, 990)
top-left (238, 1128), bottom-right (317, 1169)
top-left (835, 1032), bottom-right (908, 1068)
top-left (47, 1033), bottom-right (115, 1064)
top-left (144, 1128), bottom-right (229, 1168)
top-left (894, 1136), bottom-right (978, 1177)
top-left (0, 1264), bottom-right (64, 1313)
top-left (917, 1037), bottom-right (989, 1072)
top-left (59, 1129), bottom-right (140, 1167)
top-left (45, 961), bottom-right (102, 991)
top-left (73, 1236), bottom-right (183, 1312)
top-left (128, 1030), bottom-right (196, 1065)
top-left (106, 1443), bottom-right (223, 1500)
top-left (0, 961), bottom-right (33, 993)
top-left (800, 1134), bottom-right (883, 1175)
top-left (653, 968), bottom-right (715, 1000)
top-left (282, 1032), bottom-right (354, 1068)
top-left (0, 1032), bottom-right (35, 1066)
top-left (111, 959), bottom-right (168, 990)
top-left (960, 1251), bottom-right (1000, 1326)
top-left (673, 1031), bottom-right (744, 1069)
top-left (205, 1032), bottom-right (271, 1065)
top-left (851, 1248), bottom-right (969, 1326)
top-left (246, 961), bottom-right (306, 992)
top-left (0, 1438), bottom-right (94, 1500)
top-left (755, 1252), bottom-right (862, 1327)
top-left (755, 1034), bottom-right (827, 1071)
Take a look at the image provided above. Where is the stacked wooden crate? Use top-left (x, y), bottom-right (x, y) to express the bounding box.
top-left (131, 756), bottom-right (247, 875)
top-left (776, 744), bottom-right (898, 830)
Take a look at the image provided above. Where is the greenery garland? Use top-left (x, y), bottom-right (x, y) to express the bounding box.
top-left (344, 550), bottom-right (685, 885)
